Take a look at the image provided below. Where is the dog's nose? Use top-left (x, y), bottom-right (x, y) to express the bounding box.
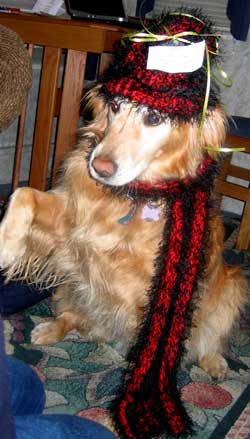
top-left (92, 156), bottom-right (117, 178)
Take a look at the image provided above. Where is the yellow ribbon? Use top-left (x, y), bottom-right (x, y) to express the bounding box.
top-left (198, 43), bottom-right (211, 140)
top-left (203, 146), bottom-right (245, 152)
top-left (121, 12), bottom-right (243, 153)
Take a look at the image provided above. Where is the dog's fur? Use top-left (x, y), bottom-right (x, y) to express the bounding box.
top-left (0, 87), bottom-right (247, 379)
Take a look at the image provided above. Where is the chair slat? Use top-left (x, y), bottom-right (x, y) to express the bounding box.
top-left (99, 53), bottom-right (114, 76)
top-left (29, 46), bottom-right (61, 190)
top-left (226, 134), bottom-right (250, 151)
top-left (12, 106), bottom-right (28, 191)
top-left (215, 180), bottom-right (250, 201)
top-left (226, 164), bottom-right (250, 181)
top-left (11, 44), bottom-right (34, 191)
top-left (52, 49), bottom-right (87, 183)
top-left (237, 201), bottom-right (250, 249)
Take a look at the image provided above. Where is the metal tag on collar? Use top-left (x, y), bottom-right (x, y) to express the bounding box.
top-left (118, 194), bottom-right (137, 225)
top-left (118, 204), bottom-right (137, 225)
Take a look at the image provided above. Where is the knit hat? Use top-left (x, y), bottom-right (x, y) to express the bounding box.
top-left (0, 25), bottom-right (32, 132)
top-left (100, 9), bottom-right (220, 122)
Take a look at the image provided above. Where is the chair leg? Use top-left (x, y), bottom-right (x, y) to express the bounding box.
top-left (236, 200), bottom-right (250, 250)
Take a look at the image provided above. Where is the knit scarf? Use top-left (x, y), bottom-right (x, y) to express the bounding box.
top-left (110, 156), bottom-right (218, 439)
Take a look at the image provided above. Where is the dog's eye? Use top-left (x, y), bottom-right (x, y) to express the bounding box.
top-left (110, 101), bottom-right (120, 114)
top-left (144, 111), bottom-right (162, 126)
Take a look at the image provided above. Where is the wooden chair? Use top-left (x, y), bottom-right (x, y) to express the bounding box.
top-left (216, 116), bottom-right (250, 250)
top-left (0, 12), bottom-right (125, 193)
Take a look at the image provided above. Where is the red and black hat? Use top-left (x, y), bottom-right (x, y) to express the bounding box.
top-left (100, 9), bottom-right (220, 122)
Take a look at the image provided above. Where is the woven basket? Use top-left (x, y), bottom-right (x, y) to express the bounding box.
top-left (0, 25), bottom-right (32, 131)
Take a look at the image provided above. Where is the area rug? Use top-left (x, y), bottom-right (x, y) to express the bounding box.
top-left (3, 215), bottom-right (250, 439)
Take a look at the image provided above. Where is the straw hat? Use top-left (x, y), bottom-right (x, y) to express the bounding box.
top-left (0, 25), bottom-right (32, 132)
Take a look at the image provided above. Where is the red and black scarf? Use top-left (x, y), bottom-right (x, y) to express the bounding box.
top-left (110, 156), bottom-right (217, 439)
top-left (95, 9), bottom-right (221, 437)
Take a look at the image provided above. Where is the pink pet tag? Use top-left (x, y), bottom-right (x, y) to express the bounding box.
top-left (141, 204), bottom-right (161, 222)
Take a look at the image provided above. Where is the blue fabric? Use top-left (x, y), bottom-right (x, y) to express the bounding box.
top-left (14, 415), bottom-right (117, 439)
top-left (0, 321), bottom-right (15, 439)
top-left (6, 356), bottom-right (117, 439)
top-left (227, 0), bottom-right (250, 41)
top-left (229, 116), bottom-right (250, 138)
top-left (7, 357), bottom-right (45, 416)
top-left (0, 273), bottom-right (52, 316)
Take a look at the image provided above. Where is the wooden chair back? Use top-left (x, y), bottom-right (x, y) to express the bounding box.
top-left (0, 13), bottom-right (124, 193)
top-left (215, 135), bottom-right (250, 250)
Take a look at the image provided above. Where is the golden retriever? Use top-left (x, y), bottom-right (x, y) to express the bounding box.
top-left (0, 86), bottom-right (247, 380)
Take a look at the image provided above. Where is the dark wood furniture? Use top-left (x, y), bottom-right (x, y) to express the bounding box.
top-left (216, 127), bottom-right (250, 250)
top-left (0, 12), bottom-right (126, 191)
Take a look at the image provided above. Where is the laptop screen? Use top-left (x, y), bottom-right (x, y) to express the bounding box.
top-left (66, 0), bottom-right (126, 20)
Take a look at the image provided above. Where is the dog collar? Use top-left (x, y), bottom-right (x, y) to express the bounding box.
top-left (118, 197), bottom-right (161, 225)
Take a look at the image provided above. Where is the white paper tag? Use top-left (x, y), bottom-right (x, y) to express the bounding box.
top-left (146, 40), bottom-right (205, 73)
top-left (32, 0), bottom-right (64, 15)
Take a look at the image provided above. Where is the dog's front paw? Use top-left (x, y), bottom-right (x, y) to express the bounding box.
top-left (199, 354), bottom-right (228, 380)
top-left (0, 224), bottom-right (27, 269)
top-left (31, 321), bottom-right (65, 345)
top-left (0, 188), bottom-right (34, 269)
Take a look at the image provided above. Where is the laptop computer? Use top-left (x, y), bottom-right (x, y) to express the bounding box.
top-left (65, 0), bottom-right (143, 28)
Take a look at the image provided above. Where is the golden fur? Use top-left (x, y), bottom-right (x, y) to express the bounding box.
top-left (0, 88), bottom-right (247, 379)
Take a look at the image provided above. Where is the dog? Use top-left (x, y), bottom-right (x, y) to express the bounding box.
top-left (0, 86), bottom-right (247, 380)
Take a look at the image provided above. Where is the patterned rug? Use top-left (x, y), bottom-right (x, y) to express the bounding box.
top-left (3, 215), bottom-right (250, 439)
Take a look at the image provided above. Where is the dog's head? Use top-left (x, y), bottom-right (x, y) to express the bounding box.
top-left (83, 88), bottom-right (226, 187)
top-left (81, 10), bottom-right (227, 187)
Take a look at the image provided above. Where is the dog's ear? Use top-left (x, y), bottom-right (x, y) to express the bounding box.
top-left (146, 106), bottom-right (227, 180)
top-left (79, 86), bottom-right (108, 141)
top-left (83, 85), bottom-right (106, 120)
top-left (200, 106), bottom-right (227, 156)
